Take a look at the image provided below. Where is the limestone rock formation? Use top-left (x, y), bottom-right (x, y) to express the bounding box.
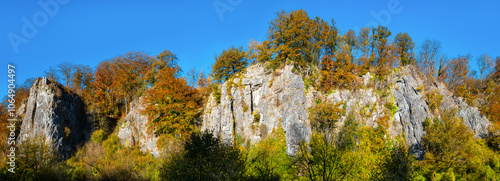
top-left (117, 97), bottom-right (160, 157)
top-left (202, 64), bottom-right (311, 156)
top-left (18, 78), bottom-right (90, 159)
top-left (202, 64), bottom-right (491, 157)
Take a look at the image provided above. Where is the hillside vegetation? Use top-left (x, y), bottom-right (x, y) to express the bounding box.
top-left (1, 9), bottom-right (500, 181)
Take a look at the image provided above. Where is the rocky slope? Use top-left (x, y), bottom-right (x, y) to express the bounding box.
top-left (17, 78), bottom-right (91, 159)
top-left (202, 64), bottom-right (491, 156)
top-left (117, 98), bottom-right (160, 157)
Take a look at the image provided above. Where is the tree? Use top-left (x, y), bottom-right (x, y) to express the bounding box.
top-left (378, 145), bottom-right (415, 181)
top-left (143, 66), bottom-right (201, 138)
top-left (58, 62), bottom-right (74, 87)
top-left (437, 55), bottom-right (449, 82)
top-left (211, 46), bottom-right (249, 83)
top-left (161, 131), bottom-right (246, 181)
top-left (71, 64), bottom-right (93, 94)
top-left (319, 35), bottom-right (359, 92)
top-left (309, 101), bottom-right (344, 134)
top-left (496, 56), bottom-right (500, 76)
top-left (265, 9), bottom-right (317, 69)
top-left (245, 124), bottom-right (297, 180)
top-left (446, 55), bottom-right (470, 93)
top-left (394, 32), bottom-right (415, 66)
top-left (296, 133), bottom-right (357, 181)
top-left (371, 25), bottom-right (392, 77)
top-left (186, 67), bottom-right (198, 87)
top-left (418, 111), bottom-right (500, 180)
top-left (477, 54), bottom-right (494, 81)
top-left (417, 39), bottom-right (441, 78)
top-left (146, 49), bottom-right (180, 85)
top-left (44, 66), bottom-right (60, 82)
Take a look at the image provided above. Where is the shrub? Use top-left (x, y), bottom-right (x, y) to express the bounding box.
top-left (253, 111), bottom-right (261, 123)
top-left (245, 124), bottom-right (296, 180)
top-left (91, 129), bottom-right (106, 144)
top-left (161, 131), bottom-right (246, 181)
top-left (309, 101), bottom-right (344, 133)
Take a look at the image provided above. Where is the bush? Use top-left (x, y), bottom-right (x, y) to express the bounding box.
top-left (91, 129), bottom-right (106, 144)
top-left (161, 131), bottom-right (246, 181)
top-left (67, 135), bottom-right (160, 181)
top-left (245, 124), bottom-right (296, 180)
top-left (309, 101), bottom-right (344, 133)
top-left (0, 139), bottom-right (66, 181)
top-left (253, 111), bottom-right (261, 123)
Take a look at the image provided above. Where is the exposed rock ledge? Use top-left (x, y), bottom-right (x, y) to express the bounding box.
top-left (117, 98), bottom-right (160, 157)
top-left (18, 78), bottom-right (90, 159)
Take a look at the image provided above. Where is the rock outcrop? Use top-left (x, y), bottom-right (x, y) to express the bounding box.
top-left (18, 78), bottom-right (90, 159)
top-left (391, 68), bottom-right (433, 157)
top-left (432, 78), bottom-right (490, 137)
top-left (202, 64), bottom-right (311, 156)
top-left (202, 64), bottom-right (491, 157)
top-left (117, 97), bottom-right (160, 157)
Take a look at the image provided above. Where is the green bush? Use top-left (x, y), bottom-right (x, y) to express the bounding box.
top-left (91, 129), bottom-right (106, 144)
top-left (245, 124), bottom-right (296, 180)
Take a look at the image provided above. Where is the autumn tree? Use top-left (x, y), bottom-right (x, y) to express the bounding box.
top-left (267, 10), bottom-right (314, 66)
top-left (371, 25), bottom-right (392, 77)
top-left (90, 51), bottom-right (152, 131)
top-left (265, 9), bottom-right (339, 72)
top-left (394, 32), bottom-right (415, 66)
top-left (211, 46), bottom-right (249, 83)
top-left (446, 55), bottom-right (470, 95)
top-left (58, 62), bottom-right (74, 87)
top-left (319, 32), bottom-right (359, 91)
top-left (344, 30), bottom-right (356, 57)
top-left (143, 66), bottom-right (201, 138)
top-left (112, 51), bottom-right (151, 111)
top-left (146, 49), bottom-right (180, 85)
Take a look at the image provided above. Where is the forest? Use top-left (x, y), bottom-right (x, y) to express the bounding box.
top-left (1, 9), bottom-right (500, 181)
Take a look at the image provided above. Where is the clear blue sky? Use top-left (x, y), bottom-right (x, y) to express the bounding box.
top-left (1, 0), bottom-right (499, 98)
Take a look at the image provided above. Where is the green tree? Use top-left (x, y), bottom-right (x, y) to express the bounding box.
top-left (296, 133), bottom-right (356, 181)
top-left (245, 124), bottom-right (297, 181)
top-left (377, 145), bottom-right (416, 181)
top-left (418, 111), bottom-right (500, 180)
top-left (296, 113), bottom-right (359, 181)
top-left (211, 46), bottom-right (249, 83)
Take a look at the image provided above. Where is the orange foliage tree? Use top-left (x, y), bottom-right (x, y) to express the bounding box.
top-left (143, 66), bottom-right (202, 139)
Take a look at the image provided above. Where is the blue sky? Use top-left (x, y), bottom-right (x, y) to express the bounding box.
top-left (1, 0), bottom-right (499, 98)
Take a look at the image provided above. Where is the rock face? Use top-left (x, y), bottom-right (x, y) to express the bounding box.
top-left (117, 98), bottom-right (160, 157)
top-left (432, 78), bottom-right (490, 137)
top-left (202, 64), bottom-right (311, 155)
top-left (391, 68), bottom-right (432, 158)
top-left (203, 64), bottom-right (491, 157)
top-left (18, 78), bottom-right (90, 159)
